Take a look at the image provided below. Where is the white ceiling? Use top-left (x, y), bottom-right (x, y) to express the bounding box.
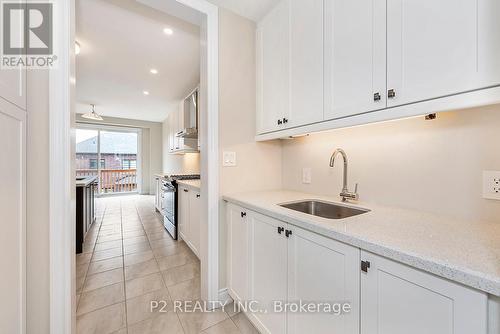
top-left (207, 0), bottom-right (280, 21)
top-left (76, 0), bottom-right (200, 122)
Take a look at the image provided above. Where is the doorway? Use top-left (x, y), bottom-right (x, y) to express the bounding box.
top-left (76, 126), bottom-right (141, 195)
top-left (50, 0), bottom-right (219, 332)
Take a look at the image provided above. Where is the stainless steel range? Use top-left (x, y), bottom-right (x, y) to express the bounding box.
top-left (160, 174), bottom-right (200, 239)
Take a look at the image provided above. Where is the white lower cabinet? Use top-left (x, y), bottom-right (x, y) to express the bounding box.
top-left (360, 251), bottom-right (487, 334)
top-left (178, 186), bottom-right (189, 241)
top-left (227, 204), bottom-right (489, 334)
top-left (248, 211), bottom-right (288, 334)
top-left (287, 226), bottom-right (360, 334)
top-left (154, 177), bottom-right (161, 212)
top-left (189, 190), bottom-right (201, 255)
top-left (178, 186), bottom-right (200, 258)
top-left (227, 204), bottom-right (249, 302)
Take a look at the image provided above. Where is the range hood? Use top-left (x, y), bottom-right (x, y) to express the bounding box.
top-left (176, 89), bottom-right (198, 139)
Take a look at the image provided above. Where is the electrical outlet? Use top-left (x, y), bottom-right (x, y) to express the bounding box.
top-left (482, 171), bottom-right (500, 200)
top-left (222, 151), bottom-right (237, 167)
top-left (302, 168), bottom-right (312, 184)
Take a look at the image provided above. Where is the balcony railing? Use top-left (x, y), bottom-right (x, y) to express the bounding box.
top-left (76, 169), bottom-right (137, 194)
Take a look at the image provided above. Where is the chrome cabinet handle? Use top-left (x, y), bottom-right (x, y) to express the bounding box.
top-left (388, 89), bottom-right (396, 98)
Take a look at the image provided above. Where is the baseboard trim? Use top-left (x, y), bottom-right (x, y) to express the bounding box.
top-left (218, 288), bottom-right (233, 306)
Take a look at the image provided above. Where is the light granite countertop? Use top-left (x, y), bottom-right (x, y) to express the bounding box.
top-left (176, 179), bottom-right (201, 190)
top-left (223, 190), bottom-right (500, 296)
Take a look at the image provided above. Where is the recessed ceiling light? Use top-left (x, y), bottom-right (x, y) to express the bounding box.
top-left (163, 28), bottom-right (173, 35)
top-left (143, 91), bottom-right (150, 95)
top-left (150, 69), bottom-right (158, 74)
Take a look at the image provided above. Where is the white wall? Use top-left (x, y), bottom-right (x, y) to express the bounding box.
top-left (218, 9), bottom-right (283, 288)
top-left (282, 105), bottom-right (500, 223)
top-left (161, 114), bottom-right (200, 174)
top-left (76, 114), bottom-right (163, 194)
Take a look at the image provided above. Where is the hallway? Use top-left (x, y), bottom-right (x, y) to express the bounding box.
top-left (75, 195), bottom-right (257, 334)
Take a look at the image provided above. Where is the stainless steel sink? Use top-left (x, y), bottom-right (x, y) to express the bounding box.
top-left (279, 200), bottom-right (370, 220)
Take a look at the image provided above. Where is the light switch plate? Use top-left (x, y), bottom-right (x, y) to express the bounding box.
top-left (482, 170), bottom-right (500, 200)
top-left (223, 151), bottom-right (237, 167)
top-left (302, 168), bottom-right (312, 184)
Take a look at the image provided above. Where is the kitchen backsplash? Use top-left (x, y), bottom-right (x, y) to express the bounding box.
top-left (282, 104), bottom-right (500, 223)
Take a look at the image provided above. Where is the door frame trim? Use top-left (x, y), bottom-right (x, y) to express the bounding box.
top-left (49, 0), bottom-right (219, 332)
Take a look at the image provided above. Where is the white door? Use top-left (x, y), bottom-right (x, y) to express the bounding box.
top-left (361, 251), bottom-right (487, 334)
top-left (288, 0), bottom-right (323, 128)
top-left (256, 0), bottom-right (289, 134)
top-left (227, 204), bottom-right (249, 302)
top-left (0, 99), bottom-right (26, 333)
top-left (324, 0), bottom-right (386, 120)
top-left (387, 0), bottom-right (480, 107)
top-left (178, 186), bottom-right (190, 241)
top-left (0, 6), bottom-right (27, 111)
top-left (189, 190), bottom-right (200, 256)
top-left (249, 212), bottom-right (287, 334)
top-left (0, 68), bottom-right (26, 111)
top-left (287, 226), bottom-right (360, 334)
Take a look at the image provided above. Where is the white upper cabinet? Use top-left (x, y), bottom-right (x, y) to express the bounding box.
top-left (361, 251), bottom-right (487, 334)
top-left (257, 0), bottom-right (324, 134)
top-left (386, 0), bottom-right (481, 107)
top-left (289, 0), bottom-right (324, 127)
top-left (257, 0), bottom-right (290, 134)
top-left (287, 225), bottom-right (360, 334)
top-left (168, 101), bottom-right (197, 154)
top-left (256, 0), bottom-right (500, 140)
top-left (324, 0), bottom-right (387, 120)
top-left (478, 0), bottom-right (500, 87)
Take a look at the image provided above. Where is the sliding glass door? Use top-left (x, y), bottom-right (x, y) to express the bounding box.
top-left (76, 126), bottom-right (139, 194)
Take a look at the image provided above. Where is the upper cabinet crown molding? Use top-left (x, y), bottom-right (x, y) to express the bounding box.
top-left (256, 0), bottom-right (500, 140)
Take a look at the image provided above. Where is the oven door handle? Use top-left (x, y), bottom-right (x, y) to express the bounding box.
top-left (161, 185), bottom-right (176, 192)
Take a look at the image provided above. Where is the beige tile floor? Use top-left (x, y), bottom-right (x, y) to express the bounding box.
top-left (76, 195), bottom-right (259, 334)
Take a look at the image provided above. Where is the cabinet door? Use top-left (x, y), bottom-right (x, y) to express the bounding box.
top-left (288, 0), bottom-right (323, 128)
top-left (324, 0), bottom-right (386, 120)
top-left (168, 111), bottom-right (174, 153)
top-left (287, 226), bottom-right (360, 334)
top-left (361, 251), bottom-right (487, 334)
top-left (256, 0), bottom-right (289, 134)
top-left (170, 109), bottom-right (180, 152)
top-left (387, 0), bottom-right (480, 107)
top-left (176, 101), bottom-right (186, 151)
top-left (227, 204), bottom-right (249, 302)
top-left (0, 100), bottom-right (26, 333)
top-left (189, 190), bottom-right (200, 256)
top-left (154, 178), bottom-right (160, 211)
top-left (178, 187), bottom-right (190, 241)
top-left (478, 0), bottom-right (500, 87)
top-left (248, 212), bottom-right (287, 334)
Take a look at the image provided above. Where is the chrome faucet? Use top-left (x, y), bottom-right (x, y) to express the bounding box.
top-left (329, 148), bottom-right (359, 202)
